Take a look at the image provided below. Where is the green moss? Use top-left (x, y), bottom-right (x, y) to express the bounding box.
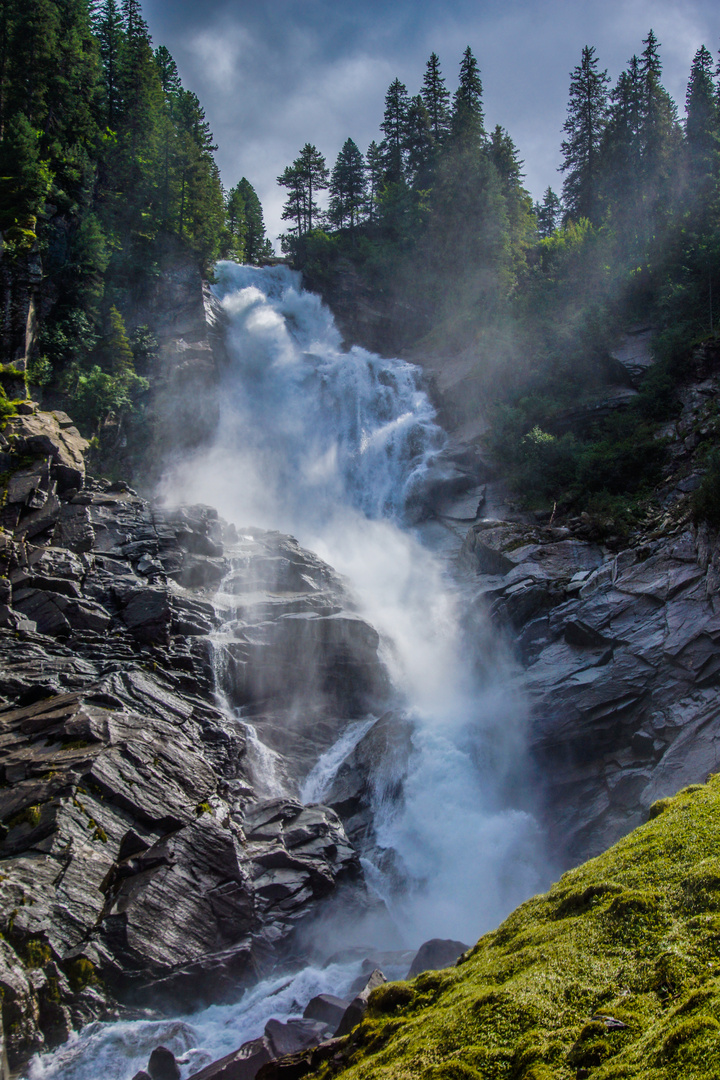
top-left (5, 804), bottom-right (41, 830)
top-left (195, 801), bottom-right (212, 816)
top-left (310, 777), bottom-right (720, 1080)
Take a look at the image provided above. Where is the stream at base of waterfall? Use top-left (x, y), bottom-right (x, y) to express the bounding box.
top-left (27, 264), bottom-right (549, 1079)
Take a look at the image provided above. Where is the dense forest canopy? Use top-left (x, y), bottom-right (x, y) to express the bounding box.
top-left (0, 0), bottom-right (271, 433)
top-left (277, 35), bottom-right (720, 527)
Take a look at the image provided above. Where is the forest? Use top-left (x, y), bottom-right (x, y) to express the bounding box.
top-left (0, 0), bottom-right (270, 433)
top-left (278, 34), bottom-right (720, 529)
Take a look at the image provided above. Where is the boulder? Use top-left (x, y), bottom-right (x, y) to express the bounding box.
top-left (148, 1046), bottom-right (181, 1080)
top-left (406, 938), bottom-right (469, 978)
top-left (264, 1018), bottom-right (330, 1058)
top-left (187, 1036), bottom-right (273, 1080)
top-left (302, 993), bottom-right (349, 1032)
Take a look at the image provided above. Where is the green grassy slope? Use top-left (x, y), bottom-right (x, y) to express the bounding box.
top-left (317, 778), bottom-right (720, 1080)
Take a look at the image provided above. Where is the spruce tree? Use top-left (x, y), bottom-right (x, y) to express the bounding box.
top-left (421, 52), bottom-right (451, 142)
top-left (404, 96), bottom-right (433, 187)
top-left (237, 178), bottom-right (267, 262)
top-left (328, 138), bottom-right (366, 232)
top-left (451, 46), bottom-right (485, 145)
top-left (535, 187), bottom-right (562, 237)
top-left (380, 78), bottom-right (409, 183)
top-left (365, 140), bottom-right (384, 221)
top-left (560, 45), bottom-right (610, 223)
top-left (686, 46), bottom-right (717, 176)
top-left (97, 0), bottom-right (124, 128)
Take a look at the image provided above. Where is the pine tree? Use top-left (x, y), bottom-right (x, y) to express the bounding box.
top-left (451, 46), bottom-right (485, 145)
top-left (421, 53), bottom-right (451, 142)
top-left (639, 30), bottom-right (681, 191)
top-left (365, 140), bottom-right (384, 222)
top-left (535, 187), bottom-right (562, 237)
top-left (97, 0), bottom-right (124, 127)
top-left (380, 78), bottom-right (409, 183)
top-left (223, 183), bottom-right (246, 261)
top-left (404, 96), bottom-right (433, 186)
top-left (560, 45), bottom-right (610, 223)
top-left (237, 178), bottom-right (267, 262)
top-left (686, 46), bottom-right (717, 176)
top-left (328, 138), bottom-right (366, 232)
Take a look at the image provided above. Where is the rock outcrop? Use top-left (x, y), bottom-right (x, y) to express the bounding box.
top-left (0, 405), bottom-right (388, 1072)
top-left (453, 339), bottom-right (720, 867)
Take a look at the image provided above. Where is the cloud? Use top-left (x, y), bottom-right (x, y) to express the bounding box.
top-left (143, 0), bottom-right (720, 244)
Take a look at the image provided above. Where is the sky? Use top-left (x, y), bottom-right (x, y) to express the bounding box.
top-left (143, 0), bottom-right (720, 247)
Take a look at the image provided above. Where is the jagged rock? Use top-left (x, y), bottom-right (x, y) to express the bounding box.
top-left (0, 428), bottom-right (390, 1069)
top-left (4, 411), bottom-right (88, 492)
top-left (335, 968), bottom-right (386, 1036)
top-left (406, 938), bottom-right (468, 978)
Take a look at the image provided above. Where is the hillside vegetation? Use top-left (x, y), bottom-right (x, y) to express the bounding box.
top-left (313, 778), bottom-right (720, 1080)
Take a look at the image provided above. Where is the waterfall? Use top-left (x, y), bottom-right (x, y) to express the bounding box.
top-left (163, 262), bottom-right (545, 943)
top-left (27, 264), bottom-right (546, 1079)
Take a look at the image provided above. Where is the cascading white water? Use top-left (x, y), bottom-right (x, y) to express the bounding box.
top-left (26, 263), bottom-right (547, 1079)
top-left (162, 262), bottom-right (546, 941)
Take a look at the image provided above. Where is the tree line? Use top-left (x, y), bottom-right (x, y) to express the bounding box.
top-left (0, 0), bottom-right (270, 435)
top-left (277, 34), bottom-right (720, 520)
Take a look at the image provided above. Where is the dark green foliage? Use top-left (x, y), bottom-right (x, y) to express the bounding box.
top-left (421, 53), bottom-right (451, 143)
top-left (560, 45), bottom-right (610, 224)
top-left (328, 139), bottom-right (367, 232)
top-left (279, 143), bottom-right (329, 240)
top-left (451, 46), bottom-right (485, 146)
top-left (0, 0), bottom-right (272, 447)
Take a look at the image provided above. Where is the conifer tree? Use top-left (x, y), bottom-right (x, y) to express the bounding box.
top-left (223, 183), bottom-right (246, 261)
top-left (535, 187), bottom-right (562, 237)
top-left (451, 46), bottom-right (485, 145)
top-left (380, 79), bottom-right (409, 183)
top-left (97, 0), bottom-right (124, 128)
top-left (329, 138), bottom-right (366, 231)
top-left (560, 45), bottom-right (610, 223)
top-left (237, 178), bottom-right (267, 262)
top-left (365, 140), bottom-right (384, 221)
top-left (278, 145), bottom-right (329, 236)
top-left (404, 96), bottom-right (433, 187)
top-left (421, 52), bottom-right (451, 142)
top-left (686, 46), bottom-right (717, 176)
top-left (639, 30), bottom-right (681, 191)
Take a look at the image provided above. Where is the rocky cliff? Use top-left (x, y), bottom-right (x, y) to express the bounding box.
top-left (454, 341), bottom-right (720, 865)
top-left (0, 405), bottom-right (390, 1073)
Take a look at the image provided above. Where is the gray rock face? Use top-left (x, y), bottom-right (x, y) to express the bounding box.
top-left (0, 408), bottom-right (389, 1071)
top-left (463, 512), bottom-right (720, 865)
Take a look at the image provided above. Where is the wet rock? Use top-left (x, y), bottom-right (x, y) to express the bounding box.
top-left (264, 1018), bottom-right (330, 1058)
top-left (335, 968), bottom-right (386, 1036)
top-left (406, 938), bottom-right (468, 978)
top-left (148, 1045), bottom-right (181, 1080)
top-left (187, 1035), bottom-right (273, 1080)
top-left (302, 993), bottom-right (349, 1031)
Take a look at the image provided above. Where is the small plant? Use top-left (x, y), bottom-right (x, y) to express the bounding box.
top-left (66, 957), bottom-right (98, 993)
